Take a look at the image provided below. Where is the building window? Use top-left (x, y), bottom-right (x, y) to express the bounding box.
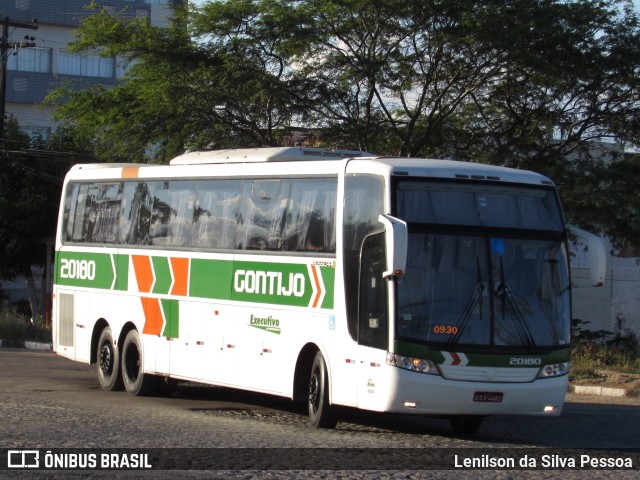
top-left (12, 77), bottom-right (28, 92)
top-left (116, 55), bottom-right (134, 79)
top-left (23, 126), bottom-right (51, 142)
top-left (7, 47), bottom-right (51, 73)
top-left (56, 51), bottom-right (114, 79)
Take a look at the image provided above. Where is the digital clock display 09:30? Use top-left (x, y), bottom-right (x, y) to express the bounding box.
top-left (432, 325), bottom-right (459, 335)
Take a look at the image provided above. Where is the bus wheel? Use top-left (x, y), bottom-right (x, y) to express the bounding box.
top-left (308, 351), bottom-right (338, 428)
top-left (450, 415), bottom-right (483, 435)
top-left (97, 327), bottom-right (123, 391)
top-left (121, 330), bottom-right (157, 396)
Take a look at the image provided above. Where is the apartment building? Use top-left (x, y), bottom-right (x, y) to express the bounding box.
top-left (1, 0), bottom-right (185, 140)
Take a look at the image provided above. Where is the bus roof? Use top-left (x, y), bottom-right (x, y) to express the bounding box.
top-left (170, 147), bottom-right (376, 165)
top-left (65, 148), bottom-right (555, 187)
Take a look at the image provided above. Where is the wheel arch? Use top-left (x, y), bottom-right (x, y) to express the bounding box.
top-left (90, 318), bottom-right (109, 365)
top-left (118, 321), bottom-right (138, 351)
top-left (293, 342), bottom-right (333, 403)
top-left (90, 319), bottom-right (138, 365)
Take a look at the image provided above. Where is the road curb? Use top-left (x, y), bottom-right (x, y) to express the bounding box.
top-left (0, 339), bottom-right (52, 350)
top-left (569, 384), bottom-right (640, 398)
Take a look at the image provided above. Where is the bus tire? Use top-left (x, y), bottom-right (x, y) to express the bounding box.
top-left (450, 415), bottom-right (483, 435)
top-left (121, 330), bottom-right (156, 396)
top-left (308, 351), bottom-right (338, 428)
top-left (96, 327), bottom-right (123, 391)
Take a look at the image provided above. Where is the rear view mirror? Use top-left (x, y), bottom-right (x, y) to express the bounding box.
top-left (378, 214), bottom-right (408, 278)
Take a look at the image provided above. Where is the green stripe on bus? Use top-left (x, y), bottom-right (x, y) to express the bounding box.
top-left (231, 261), bottom-right (312, 308)
top-left (113, 253), bottom-right (129, 291)
top-left (151, 256), bottom-right (172, 294)
top-left (320, 265), bottom-right (335, 309)
top-left (161, 298), bottom-right (179, 338)
top-left (55, 251), bottom-right (128, 291)
top-left (56, 250), bottom-right (335, 309)
top-left (189, 259), bottom-right (234, 300)
top-left (190, 259), bottom-right (335, 309)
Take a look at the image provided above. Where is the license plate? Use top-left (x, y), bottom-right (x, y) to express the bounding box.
top-left (473, 392), bottom-right (503, 402)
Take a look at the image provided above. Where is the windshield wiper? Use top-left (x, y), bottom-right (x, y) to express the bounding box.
top-left (497, 257), bottom-right (537, 353)
top-left (448, 257), bottom-right (483, 346)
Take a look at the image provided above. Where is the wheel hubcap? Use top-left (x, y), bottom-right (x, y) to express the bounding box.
top-left (99, 344), bottom-right (112, 375)
top-left (309, 373), bottom-right (319, 410)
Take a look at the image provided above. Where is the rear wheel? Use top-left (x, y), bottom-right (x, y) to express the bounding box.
top-left (308, 351), bottom-right (338, 428)
top-left (96, 327), bottom-right (123, 391)
top-left (121, 330), bottom-right (157, 396)
top-left (450, 415), bottom-right (483, 435)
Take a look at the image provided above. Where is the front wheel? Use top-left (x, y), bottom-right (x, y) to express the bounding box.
top-left (308, 351), bottom-right (338, 428)
top-left (96, 327), bottom-right (123, 391)
top-left (121, 330), bottom-right (157, 396)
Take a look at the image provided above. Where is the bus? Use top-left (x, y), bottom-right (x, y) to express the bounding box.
top-left (52, 147), bottom-right (603, 434)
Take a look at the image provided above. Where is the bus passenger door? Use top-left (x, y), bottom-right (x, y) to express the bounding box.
top-left (356, 234), bottom-right (390, 411)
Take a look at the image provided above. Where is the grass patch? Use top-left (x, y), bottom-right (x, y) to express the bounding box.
top-left (0, 306), bottom-right (51, 342)
top-left (571, 343), bottom-right (640, 380)
top-left (570, 319), bottom-right (640, 381)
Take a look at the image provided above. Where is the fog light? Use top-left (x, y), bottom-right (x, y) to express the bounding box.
top-left (404, 401), bottom-right (417, 409)
top-left (544, 405), bottom-right (556, 413)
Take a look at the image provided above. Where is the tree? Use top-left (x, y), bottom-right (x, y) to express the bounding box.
top-left (49, 1), bottom-right (309, 162)
top-left (0, 120), bottom-right (81, 317)
top-left (49, 0), bottom-right (640, 249)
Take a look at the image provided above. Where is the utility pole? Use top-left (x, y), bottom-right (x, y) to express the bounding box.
top-left (0, 15), bottom-right (38, 145)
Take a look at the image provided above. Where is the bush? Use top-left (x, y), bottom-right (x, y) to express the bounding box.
top-left (571, 318), bottom-right (640, 379)
top-left (0, 307), bottom-right (29, 340)
top-left (0, 305), bottom-right (51, 342)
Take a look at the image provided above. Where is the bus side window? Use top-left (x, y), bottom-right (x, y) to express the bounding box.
top-left (69, 184), bottom-right (98, 243)
top-left (62, 183), bottom-right (79, 243)
top-left (236, 180), bottom-right (290, 251)
top-left (358, 234), bottom-right (388, 350)
top-left (283, 178), bottom-right (337, 253)
top-left (191, 180), bottom-right (241, 250)
top-left (120, 182), bottom-right (153, 245)
top-left (88, 183), bottom-right (123, 244)
top-left (149, 181), bottom-right (196, 248)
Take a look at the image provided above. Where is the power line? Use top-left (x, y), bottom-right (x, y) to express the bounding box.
top-left (0, 16), bottom-right (38, 143)
top-left (9, 161), bottom-right (63, 185)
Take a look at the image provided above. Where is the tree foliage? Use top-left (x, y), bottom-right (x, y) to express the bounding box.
top-left (48, 0), bottom-right (640, 249)
top-left (0, 118), bottom-right (86, 316)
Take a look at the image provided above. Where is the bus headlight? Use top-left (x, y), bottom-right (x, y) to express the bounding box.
top-left (537, 362), bottom-right (570, 378)
top-left (387, 352), bottom-right (439, 375)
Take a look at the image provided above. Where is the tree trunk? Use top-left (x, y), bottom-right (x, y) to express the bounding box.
top-left (25, 274), bottom-right (41, 320)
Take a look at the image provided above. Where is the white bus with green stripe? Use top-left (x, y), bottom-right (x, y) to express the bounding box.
top-left (52, 147), bottom-right (603, 434)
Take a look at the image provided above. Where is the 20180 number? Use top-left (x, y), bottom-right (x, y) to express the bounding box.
top-left (60, 258), bottom-right (96, 280)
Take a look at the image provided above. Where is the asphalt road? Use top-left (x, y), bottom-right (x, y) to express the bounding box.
top-left (1, 349), bottom-right (639, 479)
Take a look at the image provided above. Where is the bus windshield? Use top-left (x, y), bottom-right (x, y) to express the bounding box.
top-left (395, 181), bottom-right (570, 350)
